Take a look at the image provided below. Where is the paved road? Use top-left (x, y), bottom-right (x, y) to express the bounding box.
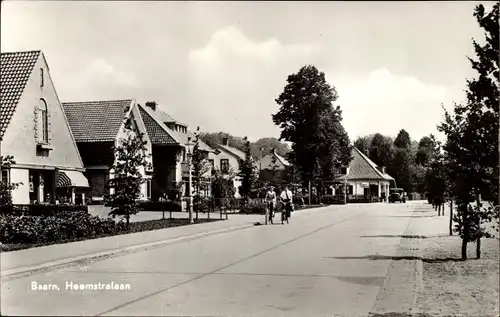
top-left (2, 202), bottom-right (427, 316)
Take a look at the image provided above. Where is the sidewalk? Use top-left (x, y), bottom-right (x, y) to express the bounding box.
top-left (1, 206), bottom-right (323, 278)
top-left (0, 214), bottom-right (263, 276)
top-left (370, 202), bottom-right (451, 315)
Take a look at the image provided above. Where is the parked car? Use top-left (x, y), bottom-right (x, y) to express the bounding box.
top-left (389, 188), bottom-right (406, 203)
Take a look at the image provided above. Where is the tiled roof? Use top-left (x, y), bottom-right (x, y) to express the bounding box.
top-left (155, 109), bottom-right (176, 123)
top-left (138, 106), bottom-right (179, 145)
top-left (338, 147), bottom-right (394, 181)
top-left (139, 104), bottom-right (214, 151)
top-left (258, 150), bottom-right (290, 170)
top-left (62, 100), bottom-right (132, 142)
top-left (218, 144), bottom-right (246, 161)
top-left (0, 50), bottom-right (41, 139)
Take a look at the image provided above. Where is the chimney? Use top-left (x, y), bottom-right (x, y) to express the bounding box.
top-left (379, 166), bottom-right (386, 174)
top-left (222, 138), bottom-right (229, 146)
top-left (145, 101), bottom-right (157, 111)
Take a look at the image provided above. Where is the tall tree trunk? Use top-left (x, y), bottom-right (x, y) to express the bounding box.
top-left (449, 199), bottom-right (453, 236)
top-left (462, 209), bottom-right (468, 260)
top-left (308, 180), bottom-right (312, 206)
top-left (476, 194), bottom-right (482, 259)
top-left (461, 237), bottom-right (468, 260)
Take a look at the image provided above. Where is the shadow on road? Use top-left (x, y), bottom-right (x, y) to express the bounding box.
top-left (325, 255), bottom-right (467, 263)
top-left (386, 215), bottom-right (437, 218)
top-left (360, 235), bottom-right (429, 239)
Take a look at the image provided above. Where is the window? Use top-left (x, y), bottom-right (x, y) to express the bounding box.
top-left (220, 159), bottom-right (229, 173)
top-left (40, 68), bottom-right (44, 87)
top-left (208, 159), bottom-right (214, 168)
top-left (39, 99), bottom-right (49, 143)
top-left (1, 170), bottom-right (9, 184)
top-left (146, 179), bottom-right (152, 199)
top-left (348, 185), bottom-right (354, 195)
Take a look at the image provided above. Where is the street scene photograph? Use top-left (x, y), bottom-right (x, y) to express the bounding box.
top-left (0, 1), bottom-right (498, 316)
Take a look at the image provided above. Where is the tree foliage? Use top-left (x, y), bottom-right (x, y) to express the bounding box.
top-left (438, 2), bottom-right (499, 259)
top-left (0, 155), bottom-right (22, 208)
top-left (272, 65), bottom-right (353, 190)
top-left (104, 118), bottom-right (151, 228)
top-left (369, 133), bottom-right (394, 168)
top-left (353, 135), bottom-right (375, 156)
top-left (237, 137), bottom-right (258, 198)
top-left (190, 127), bottom-right (211, 198)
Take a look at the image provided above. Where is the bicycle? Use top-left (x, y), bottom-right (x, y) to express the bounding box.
top-left (267, 201), bottom-right (275, 224)
top-left (281, 201), bottom-right (291, 224)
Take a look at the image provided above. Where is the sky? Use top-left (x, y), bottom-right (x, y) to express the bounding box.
top-left (1, 1), bottom-right (493, 143)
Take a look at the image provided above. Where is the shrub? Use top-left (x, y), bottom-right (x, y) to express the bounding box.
top-left (240, 200), bottom-right (267, 214)
top-left (193, 196), bottom-right (213, 213)
top-left (1, 204), bottom-right (88, 217)
top-left (0, 212), bottom-right (126, 245)
top-left (320, 195), bottom-right (346, 205)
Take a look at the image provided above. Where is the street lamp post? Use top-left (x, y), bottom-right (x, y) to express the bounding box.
top-left (186, 137), bottom-right (194, 224)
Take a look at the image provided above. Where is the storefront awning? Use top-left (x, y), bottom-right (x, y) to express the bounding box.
top-left (57, 170), bottom-right (90, 188)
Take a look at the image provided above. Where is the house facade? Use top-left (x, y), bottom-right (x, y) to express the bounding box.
top-left (63, 100), bottom-right (214, 202)
top-left (337, 147), bottom-right (395, 199)
top-left (257, 148), bottom-right (290, 183)
top-left (208, 138), bottom-right (244, 197)
top-left (62, 100), bottom-right (153, 203)
top-left (0, 50), bottom-right (89, 205)
top-left (137, 101), bottom-right (214, 199)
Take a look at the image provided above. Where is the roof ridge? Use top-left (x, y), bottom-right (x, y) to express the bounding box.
top-left (138, 103), bottom-right (180, 144)
top-left (62, 99), bottom-right (134, 105)
top-left (1, 50), bottom-right (42, 55)
top-left (353, 147), bottom-right (386, 178)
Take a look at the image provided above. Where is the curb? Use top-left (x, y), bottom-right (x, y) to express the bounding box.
top-left (1, 223), bottom-right (254, 279)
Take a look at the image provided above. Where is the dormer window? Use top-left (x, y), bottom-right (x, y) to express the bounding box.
top-left (40, 68), bottom-right (44, 87)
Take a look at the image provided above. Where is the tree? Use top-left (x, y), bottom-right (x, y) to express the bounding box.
top-left (212, 168), bottom-right (236, 198)
top-left (369, 133), bottom-right (394, 168)
top-left (0, 155), bottom-right (22, 209)
top-left (394, 129), bottom-right (412, 150)
top-left (353, 135), bottom-right (374, 155)
top-left (438, 2), bottom-right (499, 260)
top-left (237, 137), bottom-right (258, 198)
top-left (389, 129), bottom-right (414, 192)
top-left (191, 127), bottom-right (211, 198)
top-left (272, 65), bottom-right (352, 196)
top-left (104, 117), bottom-right (151, 229)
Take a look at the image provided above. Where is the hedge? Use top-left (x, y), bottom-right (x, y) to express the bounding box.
top-left (0, 212), bottom-right (126, 245)
top-left (1, 204), bottom-right (88, 217)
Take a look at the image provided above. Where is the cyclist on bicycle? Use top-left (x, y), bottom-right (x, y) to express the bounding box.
top-left (280, 185), bottom-right (294, 223)
top-left (265, 185), bottom-right (277, 222)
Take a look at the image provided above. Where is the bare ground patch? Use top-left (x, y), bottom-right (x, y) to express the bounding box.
top-left (416, 236), bottom-right (499, 317)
